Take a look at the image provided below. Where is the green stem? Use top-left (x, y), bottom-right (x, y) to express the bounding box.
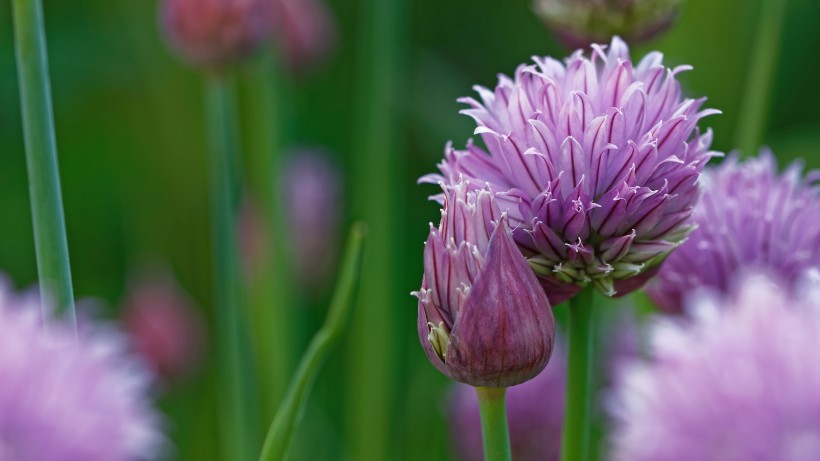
top-left (560, 287), bottom-right (596, 461)
top-left (11, 0), bottom-right (76, 329)
top-left (258, 223), bottom-right (367, 461)
top-left (476, 387), bottom-right (512, 461)
top-left (206, 74), bottom-right (258, 461)
top-left (242, 50), bottom-right (294, 417)
top-left (734, 0), bottom-right (787, 156)
top-left (347, 0), bottom-right (405, 458)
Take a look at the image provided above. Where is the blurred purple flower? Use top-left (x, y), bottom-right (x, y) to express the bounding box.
top-left (281, 149), bottom-right (343, 289)
top-left (0, 278), bottom-right (163, 460)
top-left (414, 180), bottom-right (555, 388)
top-left (269, 0), bottom-right (336, 74)
top-left (123, 267), bottom-right (206, 383)
top-left (161, 0), bottom-right (273, 69)
top-left (422, 37), bottom-right (720, 302)
top-left (648, 150), bottom-right (820, 313)
top-left (450, 338), bottom-right (567, 461)
top-left (534, 0), bottom-right (682, 49)
top-left (609, 273), bottom-right (820, 461)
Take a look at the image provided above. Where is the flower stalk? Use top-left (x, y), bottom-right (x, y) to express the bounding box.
top-left (476, 387), bottom-right (512, 461)
top-left (11, 0), bottom-right (77, 331)
top-left (560, 287), bottom-right (596, 461)
top-left (259, 223), bottom-right (367, 461)
top-left (734, 0), bottom-right (787, 156)
top-left (206, 73), bottom-right (258, 461)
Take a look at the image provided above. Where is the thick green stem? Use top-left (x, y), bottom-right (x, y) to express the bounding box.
top-left (12, 0), bottom-right (76, 329)
top-left (476, 387), bottom-right (512, 461)
top-left (259, 223), bottom-right (367, 461)
top-left (347, 0), bottom-right (405, 458)
top-left (734, 0), bottom-right (787, 156)
top-left (206, 74), bottom-right (258, 461)
top-left (560, 288), bottom-right (596, 461)
top-left (242, 51), bottom-right (294, 417)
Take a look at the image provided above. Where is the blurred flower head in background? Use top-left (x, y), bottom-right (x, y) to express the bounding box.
top-left (161, 0), bottom-right (274, 69)
top-left (414, 180), bottom-right (556, 388)
top-left (0, 278), bottom-right (163, 460)
top-left (269, 0), bottom-right (337, 74)
top-left (123, 265), bottom-right (206, 383)
top-left (534, 0), bottom-right (682, 49)
top-left (648, 150), bottom-right (820, 313)
top-left (609, 273), bottom-right (820, 461)
top-left (423, 37), bottom-right (720, 302)
top-left (449, 338), bottom-right (566, 461)
top-left (282, 149), bottom-right (343, 289)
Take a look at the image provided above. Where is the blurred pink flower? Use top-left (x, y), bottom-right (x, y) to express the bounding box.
top-left (281, 149), bottom-right (343, 289)
top-left (270, 0), bottom-right (337, 74)
top-left (123, 267), bottom-right (206, 382)
top-left (161, 0), bottom-right (274, 69)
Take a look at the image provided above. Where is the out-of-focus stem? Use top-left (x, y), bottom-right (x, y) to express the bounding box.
top-left (735, 0), bottom-right (787, 156)
top-left (11, 0), bottom-right (77, 331)
top-left (476, 387), bottom-right (512, 461)
top-left (206, 74), bottom-right (258, 461)
top-left (346, 0), bottom-right (405, 459)
top-left (259, 223), bottom-right (367, 461)
top-left (560, 287), bottom-right (596, 461)
top-left (243, 50), bottom-right (294, 417)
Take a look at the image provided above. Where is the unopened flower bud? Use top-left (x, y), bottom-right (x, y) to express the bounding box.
top-left (534, 0), bottom-right (681, 49)
top-left (161, 0), bottom-right (274, 69)
top-left (414, 181), bottom-right (555, 388)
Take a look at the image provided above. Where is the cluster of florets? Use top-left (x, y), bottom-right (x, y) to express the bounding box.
top-left (423, 37), bottom-right (719, 301)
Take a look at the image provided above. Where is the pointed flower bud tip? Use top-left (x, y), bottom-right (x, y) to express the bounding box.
top-left (416, 182), bottom-right (555, 388)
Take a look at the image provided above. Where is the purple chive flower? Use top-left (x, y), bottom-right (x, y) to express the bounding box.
top-left (609, 273), bottom-right (820, 461)
top-left (161, 0), bottom-right (273, 69)
top-left (422, 37), bottom-right (720, 302)
top-left (534, 0), bottom-right (682, 49)
top-left (0, 278), bottom-right (163, 460)
top-left (648, 150), bottom-right (820, 313)
top-left (449, 338), bottom-right (567, 461)
top-left (414, 180), bottom-right (556, 387)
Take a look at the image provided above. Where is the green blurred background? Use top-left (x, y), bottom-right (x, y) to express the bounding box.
top-left (1, 0), bottom-right (819, 459)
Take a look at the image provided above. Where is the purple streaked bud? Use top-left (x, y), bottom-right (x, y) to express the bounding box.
top-left (534, 0), bottom-right (682, 49)
top-left (609, 273), bottom-right (820, 461)
top-left (647, 150), bottom-right (820, 313)
top-left (414, 181), bottom-right (555, 388)
top-left (423, 37), bottom-right (720, 302)
top-left (161, 0), bottom-right (274, 69)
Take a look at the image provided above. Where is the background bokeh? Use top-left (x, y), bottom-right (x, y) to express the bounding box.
top-left (0, 0), bottom-right (819, 459)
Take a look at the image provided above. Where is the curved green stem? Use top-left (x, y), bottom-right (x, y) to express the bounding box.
top-left (734, 0), bottom-right (788, 156)
top-left (560, 287), bottom-right (596, 461)
top-left (259, 223), bottom-right (367, 461)
top-left (11, 0), bottom-right (76, 330)
top-left (476, 387), bottom-right (512, 461)
top-left (206, 74), bottom-right (258, 461)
